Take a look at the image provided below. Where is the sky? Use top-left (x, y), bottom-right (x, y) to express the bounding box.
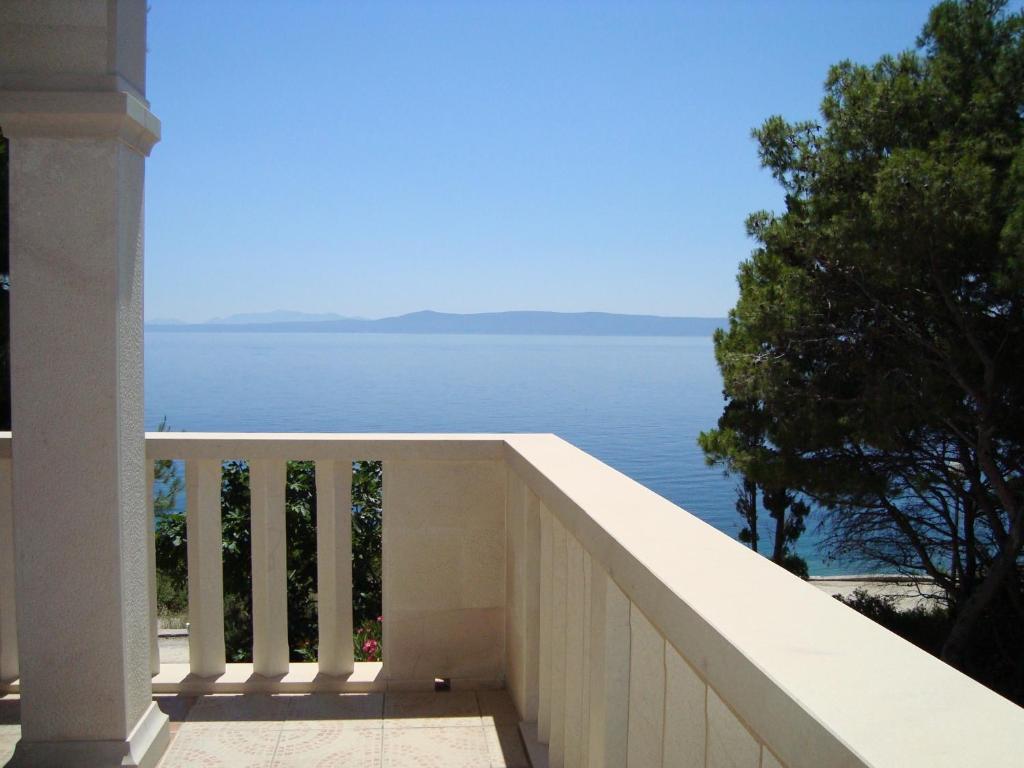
top-left (145, 0), bottom-right (940, 323)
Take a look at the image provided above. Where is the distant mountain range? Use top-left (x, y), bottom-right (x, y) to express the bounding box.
top-left (146, 310), bottom-right (726, 337)
top-left (204, 310), bottom-right (363, 324)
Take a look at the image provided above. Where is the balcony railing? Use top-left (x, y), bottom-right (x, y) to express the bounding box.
top-left (0, 432), bottom-right (1021, 767)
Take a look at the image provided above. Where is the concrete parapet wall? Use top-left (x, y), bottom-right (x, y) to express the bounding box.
top-left (0, 431), bottom-right (1019, 766)
top-left (505, 433), bottom-right (1024, 768)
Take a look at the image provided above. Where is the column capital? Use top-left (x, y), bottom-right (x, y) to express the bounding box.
top-left (0, 89), bottom-right (160, 156)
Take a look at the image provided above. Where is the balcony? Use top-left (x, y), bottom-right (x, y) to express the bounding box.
top-left (2, 3), bottom-right (1023, 766)
top-left (0, 431), bottom-right (1020, 767)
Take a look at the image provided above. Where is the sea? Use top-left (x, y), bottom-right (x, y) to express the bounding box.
top-left (144, 331), bottom-right (847, 575)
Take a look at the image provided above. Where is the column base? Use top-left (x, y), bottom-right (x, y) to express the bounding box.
top-left (10, 701), bottom-right (169, 768)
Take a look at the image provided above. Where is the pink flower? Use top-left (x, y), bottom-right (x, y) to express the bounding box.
top-left (377, 616), bottom-right (383, 623)
top-left (362, 639), bottom-right (379, 658)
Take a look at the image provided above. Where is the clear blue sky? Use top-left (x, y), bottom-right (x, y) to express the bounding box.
top-left (145, 0), bottom-right (939, 322)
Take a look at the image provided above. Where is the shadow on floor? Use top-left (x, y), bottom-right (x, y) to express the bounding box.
top-left (2, 690), bottom-right (532, 767)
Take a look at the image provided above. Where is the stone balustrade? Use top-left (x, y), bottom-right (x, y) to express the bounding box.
top-left (0, 431), bottom-right (1021, 767)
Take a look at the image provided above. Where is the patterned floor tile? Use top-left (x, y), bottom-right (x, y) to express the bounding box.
top-left (272, 727), bottom-right (383, 767)
top-left (159, 722), bottom-right (280, 767)
top-left (284, 693), bottom-right (383, 730)
top-left (0, 691), bottom-right (525, 768)
top-left (382, 726), bottom-right (491, 768)
top-left (383, 691), bottom-right (481, 728)
top-left (0, 730), bottom-right (19, 767)
top-left (483, 725), bottom-right (529, 768)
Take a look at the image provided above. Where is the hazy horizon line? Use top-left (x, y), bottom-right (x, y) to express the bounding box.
top-left (146, 307), bottom-right (729, 325)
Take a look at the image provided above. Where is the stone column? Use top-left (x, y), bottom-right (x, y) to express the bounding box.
top-left (0, 2), bottom-right (166, 766)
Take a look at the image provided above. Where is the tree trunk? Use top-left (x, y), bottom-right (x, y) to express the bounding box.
top-left (772, 510), bottom-right (785, 563)
top-left (763, 486), bottom-right (787, 564)
top-left (941, 525), bottom-right (1022, 668)
top-left (738, 478), bottom-right (758, 552)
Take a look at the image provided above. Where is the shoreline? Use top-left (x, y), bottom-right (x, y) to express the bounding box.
top-left (810, 574), bottom-right (942, 611)
top-left (808, 573), bottom-right (934, 583)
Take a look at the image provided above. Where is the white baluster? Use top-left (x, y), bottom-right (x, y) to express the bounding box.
top-left (250, 458), bottom-right (290, 677)
top-left (186, 459), bottom-right (226, 677)
top-left (315, 459), bottom-right (355, 676)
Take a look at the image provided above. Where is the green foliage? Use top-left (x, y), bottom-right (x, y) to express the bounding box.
top-left (698, 391), bottom-right (811, 577)
top-left (352, 461), bottom-right (383, 624)
top-left (152, 419), bottom-right (188, 623)
top-left (153, 418), bottom-right (183, 516)
top-left (155, 456), bottom-right (383, 662)
top-left (714, 0), bottom-right (1024, 700)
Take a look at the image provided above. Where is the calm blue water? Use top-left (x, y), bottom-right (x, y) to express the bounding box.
top-left (144, 332), bottom-right (843, 574)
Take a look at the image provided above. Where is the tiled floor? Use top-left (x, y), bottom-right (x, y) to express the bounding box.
top-left (0, 698), bottom-right (17, 767)
top-left (0, 690), bottom-right (531, 768)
